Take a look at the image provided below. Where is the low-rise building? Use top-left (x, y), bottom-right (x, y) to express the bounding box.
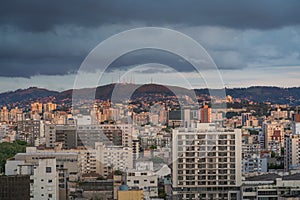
top-left (0, 175), bottom-right (30, 200)
top-left (95, 142), bottom-right (133, 177)
top-left (126, 170), bottom-right (158, 198)
top-left (242, 173), bottom-right (300, 199)
top-left (118, 187), bottom-right (144, 200)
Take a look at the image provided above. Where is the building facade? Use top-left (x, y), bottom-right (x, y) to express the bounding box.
top-left (172, 123), bottom-right (242, 199)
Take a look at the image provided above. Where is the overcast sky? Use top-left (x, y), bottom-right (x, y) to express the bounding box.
top-left (1, 0), bottom-right (300, 92)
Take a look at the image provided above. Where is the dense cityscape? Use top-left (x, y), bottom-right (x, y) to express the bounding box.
top-left (2, 1), bottom-right (300, 200)
top-left (0, 83), bottom-right (300, 199)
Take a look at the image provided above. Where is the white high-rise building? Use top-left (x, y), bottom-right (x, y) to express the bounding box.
top-left (5, 158), bottom-right (59, 200)
top-left (284, 114), bottom-right (300, 172)
top-left (284, 134), bottom-right (300, 171)
top-left (292, 114), bottom-right (300, 135)
top-left (95, 142), bottom-right (133, 177)
top-left (242, 134), bottom-right (267, 173)
top-left (172, 123), bottom-right (242, 199)
top-left (30, 158), bottom-right (59, 200)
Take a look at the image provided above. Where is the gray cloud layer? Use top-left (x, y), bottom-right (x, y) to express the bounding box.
top-left (1, 1), bottom-right (300, 78)
top-left (2, 0), bottom-right (300, 31)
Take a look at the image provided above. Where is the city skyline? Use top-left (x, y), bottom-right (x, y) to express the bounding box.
top-left (1, 1), bottom-right (300, 92)
top-left (3, 1), bottom-right (300, 200)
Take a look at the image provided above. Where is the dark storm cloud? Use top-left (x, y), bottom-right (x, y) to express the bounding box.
top-left (1, 0), bottom-right (300, 31)
top-left (1, 0), bottom-right (300, 78)
top-left (109, 49), bottom-right (196, 73)
top-left (0, 57), bottom-right (80, 78)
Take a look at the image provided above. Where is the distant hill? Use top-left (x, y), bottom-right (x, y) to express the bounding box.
top-left (61, 83), bottom-right (193, 102)
top-left (1, 84), bottom-right (300, 107)
top-left (196, 86), bottom-right (300, 105)
top-left (0, 87), bottom-right (59, 106)
top-left (226, 87), bottom-right (299, 104)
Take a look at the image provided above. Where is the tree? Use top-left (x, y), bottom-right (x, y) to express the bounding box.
top-left (0, 140), bottom-right (28, 173)
top-left (271, 151), bottom-right (276, 158)
top-left (158, 188), bottom-right (167, 199)
top-left (249, 130), bottom-right (259, 135)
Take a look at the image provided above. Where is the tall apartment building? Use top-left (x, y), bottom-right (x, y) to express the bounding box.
top-left (43, 102), bottom-right (57, 113)
top-left (31, 102), bottom-right (43, 114)
top-left (99, 124), bottom-right (133, 147)
top-left (168, 106), bottom-right (211, 128)
top-left (200, 105), bottom-right (211, 123)
top-left (284, 114), bottom-right (300, 172)
top-left (45, 124), bottom-right (57, 148)
top-left (172, 123), bottom-right (242, 199)
top-left (9, 107), bottom-right (24, 122)
top-left (132, 138), bottom-right (140, 165)
top-left (10, 148), bottom-right (80, 186)
top-left (284, 134), bottom-right (300, 171)
top-left (241, 113), bottom-right (251, 127)
top-left (45, 124), bottom-right (133, 149)
top-left (262, 122), bottom-right (284, 154)
top-left (0, 123), bottom-right (8, 141)
top-left (30, 158), bottom-right (59, 200)
top-left (292, 113), bottom-right (300, 135)
top-left (33, 147), bottom-right (97, 176)
top-left (17, 120), bottom-right (41, 145)
top-left (242, 134), bottom-right (267, 173)
top-left (5, 158), bottom-right (59, 200)
top-left (95, 142), bottom-right (133, 177)
top-left (270, 108), bottom-right (288, 119)
top-left (0, 106), bottom-right (9, 123)
top-left (47, 124), bottom-right (77, 149)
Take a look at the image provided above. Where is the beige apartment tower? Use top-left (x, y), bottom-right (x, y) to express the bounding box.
top-left (172, 123), bottom-right (242, 200)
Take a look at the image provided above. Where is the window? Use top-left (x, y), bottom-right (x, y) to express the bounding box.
top-left (134, 180), bottom-right (139, 184)
top-left (48, 194), bottom-right (52, 198)
top-left (48, 180), bottom-right (52, 183)
top-left (46, 167), bottom-right (52, 173)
